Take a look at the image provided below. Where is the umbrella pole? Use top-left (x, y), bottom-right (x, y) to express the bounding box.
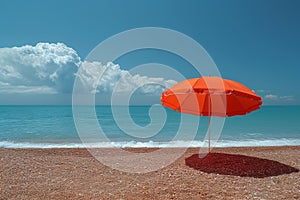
top-left (208, 116), bottom-right (211, 154)
top-left (208, 95), bottom-right (211, 155)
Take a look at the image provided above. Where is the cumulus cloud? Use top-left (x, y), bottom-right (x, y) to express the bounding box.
top-left (0, 43), bottom-right (177, 95)
top-left (76, 61), bottom-right (177, 95)
top-left (0, 42), bottom-right (80, 93)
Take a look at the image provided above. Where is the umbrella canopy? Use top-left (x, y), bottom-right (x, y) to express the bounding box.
top-left (161, 76), bottom-right (262, 117)
top-left (160, 76), bottom-right (262, 153)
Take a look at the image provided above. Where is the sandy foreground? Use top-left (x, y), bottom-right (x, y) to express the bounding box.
top-left (1, 146), bottom-right (299, 200)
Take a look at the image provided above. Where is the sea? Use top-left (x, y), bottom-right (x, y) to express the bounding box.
top-left (0, 105), bottom-right (299, 148)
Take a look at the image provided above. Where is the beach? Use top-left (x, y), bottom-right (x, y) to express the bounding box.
top-left (1, 146), bottom-right (299, 199)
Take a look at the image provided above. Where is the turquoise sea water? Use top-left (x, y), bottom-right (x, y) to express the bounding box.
top-left (0, 105), bottom-right (299, 148)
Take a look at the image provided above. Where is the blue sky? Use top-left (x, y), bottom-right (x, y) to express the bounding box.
top-left (0, 0), bottom-right (299, 105)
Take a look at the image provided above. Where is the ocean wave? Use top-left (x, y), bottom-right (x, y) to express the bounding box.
top-left (1, 139), bottom-right (300, 148)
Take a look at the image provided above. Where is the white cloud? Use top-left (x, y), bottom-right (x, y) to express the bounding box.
top-left (279, 95), bottom-right (295, 101)
top-left (76, 61), bottom-right (177, 95)
top-left (0, 82), bottom-right (56, 94)
top-left (264, 94), bottom-right (278, 100)
top-left (0, 43), bottom-right (177, 95)
top-left (264, 94), bottom-right (295, 103)
top-left (0, 42), bottom-right (80, 93)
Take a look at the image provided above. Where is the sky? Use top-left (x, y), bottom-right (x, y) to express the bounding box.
top-left (0, 0), bottom-right (299, 105)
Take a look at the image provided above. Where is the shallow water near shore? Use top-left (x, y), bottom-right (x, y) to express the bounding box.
top-left (0, 105), bottom-right (299, 148)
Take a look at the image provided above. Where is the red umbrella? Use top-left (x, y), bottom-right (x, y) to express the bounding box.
top-left (161, 76), bottom-right (262, 152)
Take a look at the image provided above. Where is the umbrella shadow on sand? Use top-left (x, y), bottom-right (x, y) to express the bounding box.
top-left (185, 153), bottom-right (299, 178)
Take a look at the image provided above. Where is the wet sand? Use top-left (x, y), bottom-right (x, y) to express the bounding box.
top-left (1, 146), bottom-right (299, 199)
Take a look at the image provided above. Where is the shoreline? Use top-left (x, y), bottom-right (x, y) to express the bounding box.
top-left (1, 144), bottom-right (300, 149)
top-left (1, 139), bottom-right (300, 148)
top-left (1, 146), bottom-right (299, 199)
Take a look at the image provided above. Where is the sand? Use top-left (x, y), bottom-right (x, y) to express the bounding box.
top-left (1, 146), bottom-right (299, 199)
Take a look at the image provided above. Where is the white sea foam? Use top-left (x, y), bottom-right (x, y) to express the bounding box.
top-left (1, 139), bottom-right (300, 148)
